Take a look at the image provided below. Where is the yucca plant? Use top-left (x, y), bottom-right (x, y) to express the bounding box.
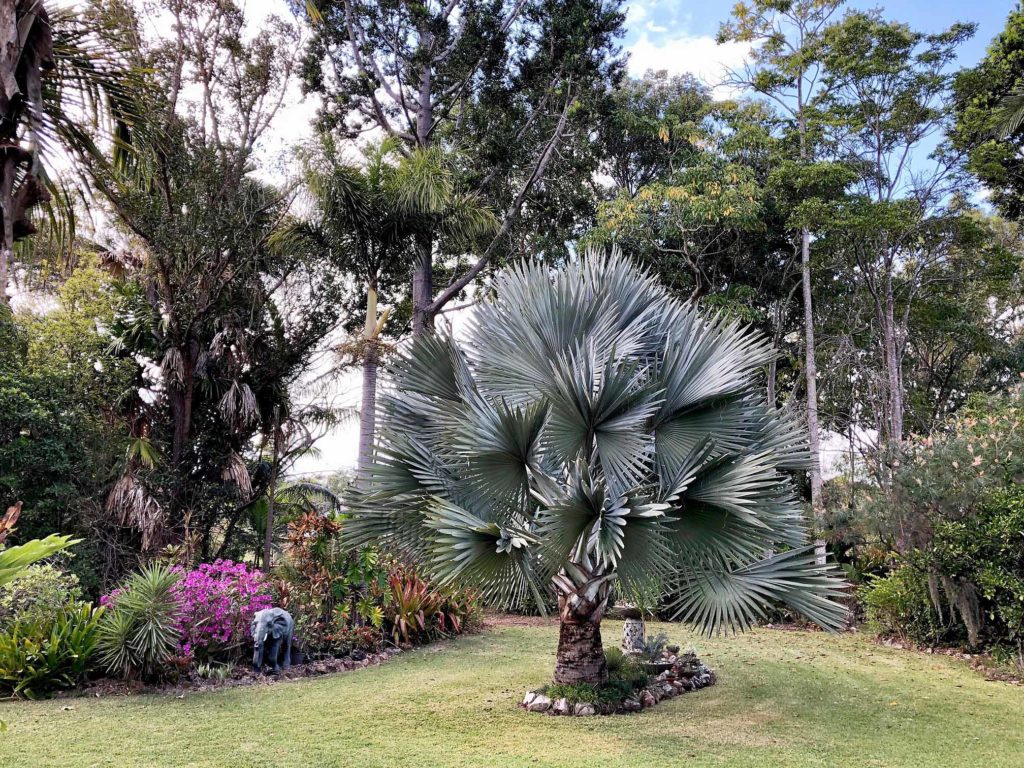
top-left (97, 565), bottom-right (181, 681)
top-left (347, 250), bottom-right (847, 685)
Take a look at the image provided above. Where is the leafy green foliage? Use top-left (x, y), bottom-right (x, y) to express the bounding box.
top-left (603, 646), bottom-right (626, 673)
top-left (0, 602), bottom-right (104, 699)
top-left (0, 267), bottom-right (132, 551)
top-left (97, 565), bottom-right (181, 681)
top-left (860, 568), bottom-right (957, 647)
top-left (954, 6), bottom-right (1024, 220)
top-left (0, 565), bottom-right (82, 632)
top-left (852, 389), bottom-right (1024, 657)
top-left (542, 660), bottom-right (649, 705)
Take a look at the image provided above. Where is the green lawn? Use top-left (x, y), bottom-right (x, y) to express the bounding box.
top-left (2, 620), bottom-right (1022, 767)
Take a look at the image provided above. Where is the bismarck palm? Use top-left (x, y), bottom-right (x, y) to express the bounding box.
top-left (348, 250), bottom-right (847, 685)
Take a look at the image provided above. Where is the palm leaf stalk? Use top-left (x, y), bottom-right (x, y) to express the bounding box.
top-left (347, 249), bottom-right (847, 686)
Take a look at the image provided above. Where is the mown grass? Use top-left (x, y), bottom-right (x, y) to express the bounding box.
top-left (2, 620), bottom-right (1022, 767)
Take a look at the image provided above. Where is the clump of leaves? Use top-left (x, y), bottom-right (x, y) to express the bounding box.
top-left (195, 662), bottom-right (232, 683)
top-left (0, 602), bottom-right (104, 699)
top-left (97, 565), bottom-right (181, 681)
top-left (639, 632), bottom-right (669, 661)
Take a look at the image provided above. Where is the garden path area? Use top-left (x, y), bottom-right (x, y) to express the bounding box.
top-left (3, 620), bottom-right (1022, 767)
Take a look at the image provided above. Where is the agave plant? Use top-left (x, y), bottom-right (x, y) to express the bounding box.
top-left (347, 250), bottom-right (846, 685)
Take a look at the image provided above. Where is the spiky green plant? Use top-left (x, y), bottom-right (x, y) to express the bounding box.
top-left (347, 250), bottom-right (846, 685)
top-left (97, 565), bottom-right (181, 681)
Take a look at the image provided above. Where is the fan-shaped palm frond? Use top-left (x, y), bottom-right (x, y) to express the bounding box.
top-left (348, 248), bottom-right (846, 685)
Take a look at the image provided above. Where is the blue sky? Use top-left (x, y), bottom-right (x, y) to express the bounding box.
top-left (620, 0), bottom-right (1017, 87)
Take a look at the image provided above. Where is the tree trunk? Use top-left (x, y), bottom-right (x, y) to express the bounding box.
top-left (263, 405), bottom-right (281, 571)
top-left (0, 155), bottom-right (15, 306)
top-left (882, 269), bottom-right (903, 446)
top-left (412, 232), bottom-right (433, 337)
top-left (801, 229), bottom-right (823, 511)
top-left (554, 618), bottom-right (608, 685)
top-left (167, 351), bottom-right (196, 545)
top-left (801, 228), bottom-right (827, 564)
top-left (357, 338), bottom-right (379, 471)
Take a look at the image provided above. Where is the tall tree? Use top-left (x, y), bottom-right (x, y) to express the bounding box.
top-left (718, 0), bottom-right (846, 519)
top-left (92, 0), bottom-right (343, 554)
top-left (297, 0), bottom-right (624, 335)
top-left (818, 12), bottom-right (974, 454)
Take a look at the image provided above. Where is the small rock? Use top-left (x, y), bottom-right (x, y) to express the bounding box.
top-left (522, 691), bottom-right (538, 707)
top-left (640, 690), bottom-right (656, 708)
top-left (528, 694), bottom-right (551, 712)
top-left (574, 703), bottom-right (596, 716)
top-left (622, 697), bottom-right (642, 712)
top-left (661, 683), bottom-right (676, 697)
top-left (552, 697), bottom-right (571, 716)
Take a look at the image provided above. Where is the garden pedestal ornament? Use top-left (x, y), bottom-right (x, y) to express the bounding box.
top-left (621, 608), bottom-right (645, 653)
top-left (251, 607), bottom-right (294, 674)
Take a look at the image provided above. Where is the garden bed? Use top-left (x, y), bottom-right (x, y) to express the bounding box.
top-left (520, 651), bottom-right (716, 716)
top-left (60, 647), bottom-right (405, 699)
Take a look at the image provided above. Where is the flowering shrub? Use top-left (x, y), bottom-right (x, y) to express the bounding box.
top-left (171, 560), bottom-right (273, 663)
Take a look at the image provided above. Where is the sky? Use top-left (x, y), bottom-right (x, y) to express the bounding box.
top-left (620, 0), bottom-right (1014, 93)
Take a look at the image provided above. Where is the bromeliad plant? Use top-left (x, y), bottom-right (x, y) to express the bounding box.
top-left (348, 250), bottom-right (847, 686)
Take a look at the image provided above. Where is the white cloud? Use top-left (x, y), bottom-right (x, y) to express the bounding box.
top-left (624, 1), bottom-right (649, 24)
top-left (626, 33), bottom-right (750, 100)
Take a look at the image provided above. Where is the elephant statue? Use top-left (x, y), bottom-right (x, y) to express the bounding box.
top-left (251, 607), bottom-right (294, 674)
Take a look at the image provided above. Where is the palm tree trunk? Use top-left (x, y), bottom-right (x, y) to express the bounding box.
top-left (357, 338), bottom-right (378, 471)
top-left (554, 616), bottom-right (608, 685)
top-left (552, 557), bottom-right (612, 685)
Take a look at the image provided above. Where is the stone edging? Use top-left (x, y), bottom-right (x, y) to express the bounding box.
top-left (520, 663), bottom-right (716, 716)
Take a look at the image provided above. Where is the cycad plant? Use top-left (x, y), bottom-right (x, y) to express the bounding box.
top-left (348, 250), bottom-right (846, 685)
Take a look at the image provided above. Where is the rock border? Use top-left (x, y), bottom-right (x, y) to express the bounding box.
top-left (520, 659), bottom-right (716, 716)
top-left (63, 647), bottom-right (405, 699)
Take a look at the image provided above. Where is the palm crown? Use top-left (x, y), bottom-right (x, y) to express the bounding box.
top-left (348, 250), bottom-right (846, 684)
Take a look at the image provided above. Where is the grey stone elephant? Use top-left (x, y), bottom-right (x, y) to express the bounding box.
top-left (251, 608), bottom-right (294, 674)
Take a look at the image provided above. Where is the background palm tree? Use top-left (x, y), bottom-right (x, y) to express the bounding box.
top-left (281, 137), bottom-right (496, 470)
top-left (0, 1), bottom-right (142, 303)
top-left (347, 250), bottom-right (847, 686)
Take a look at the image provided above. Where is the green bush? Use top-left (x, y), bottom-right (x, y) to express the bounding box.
top-left (928, 488), bottom-right (1024, 655)
top-left (0, 602), bottom-right (103, 698)
top-left (604, 646), bottom-right (626, 672)
top-left (544, 681), bottom-right (599, 704)
top-left (542, 671), bottom-right (648, 707)
top-left (615, 657), bottom-right (650, 691)
top-left (860, 567), bottom-right (962, 646)
top-left (97, 565), bottom-right (181, 681)
top-left (0, 564), bottom-right (82, 632)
